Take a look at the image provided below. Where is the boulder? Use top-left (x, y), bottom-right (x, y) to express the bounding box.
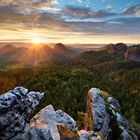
top-left (0, 87), bottom-right (44, 140)
top-left (86, 88), bottom-right (138, 140)
top-left (86, 88), bottom-right (107, 131)
top-left (0, 87), bottom-right (138, 140)
top-left (30, 105), bottom-right (78, 140)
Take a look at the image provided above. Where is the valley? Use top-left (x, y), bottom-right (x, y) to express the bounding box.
top-left (0, 43), bottom-right (139, 138)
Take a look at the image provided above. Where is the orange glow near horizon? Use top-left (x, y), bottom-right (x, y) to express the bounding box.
top-left (32, 38), bottom-right (43, 45)
top-left (0, 29), bottom-right (140, 44)
top-left (0, 1), bottom-right (140, 45)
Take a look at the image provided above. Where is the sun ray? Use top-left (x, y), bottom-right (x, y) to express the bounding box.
top-left (32, 38), bottom-right (42, 45)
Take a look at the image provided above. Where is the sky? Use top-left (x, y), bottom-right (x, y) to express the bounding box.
top-left (0, 0), bottom-right (140, 44)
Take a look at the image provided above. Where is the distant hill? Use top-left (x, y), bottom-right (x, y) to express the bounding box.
top-left (105, 43), bottom-right (127, 54)
top-left (0, 44), bottom-right (140, 138)
top-left (69, 50), bottom-right (123, 67)
top-left (54, 43), bottom-right (71, 55)
top-left (0, 43), bottom-right (139, 67)
top-left (0, 44), bottom-right (27, 64)
top-left (0, 43), bottom-right (78, 66)
top-left (125, 45), bottom-right (140, 61)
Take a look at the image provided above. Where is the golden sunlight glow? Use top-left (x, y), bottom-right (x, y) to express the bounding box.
top-left (32, 38), bottom-right (42, 44)
top-left (0, 29), bottom-right (140, 44)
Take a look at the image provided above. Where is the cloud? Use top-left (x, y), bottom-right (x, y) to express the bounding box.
top-left (0, 0), bottom-right (59, 14)
top-left (61, 5), bottom-right (116, 19)
top-left (0, 0), bottom-right (58, 6)
top-left (106, 17), bottom-right (140, 34)
top-left (123, 4), bottom-right (140, 16)
top-left (0, 1), bottom-right (139, 36)
top-left (106, 5), bottom-right (112, 10)
top-left (0, 0), bottom-right (140, 43)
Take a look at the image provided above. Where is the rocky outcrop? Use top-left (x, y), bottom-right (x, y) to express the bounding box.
top-left (0, 87), bottom-right (138, 140)
top-left (0, 87), bottom-right (44, 140)
top-left (124, 46), bottom-right (140, 61)
top-left (30, 104), bottom-right (78, 140)
top-left (78, 130), bottom-right (101, 140)
top-left (54, 43), bottom-right (72, 57)
top-left (86, 88), bottom-right (138, 140)
top-left (86, 88), bottom-right (107, 131)
top-left (30, 104), bottom-right (101, 140)
top-left (54, 43), bottom-right (67, 51)
top-left (106, 43), bottom-right (127, 54)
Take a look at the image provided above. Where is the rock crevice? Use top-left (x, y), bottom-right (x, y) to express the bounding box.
top-left (86, 88), bottom-right (138, 140)
top-left (0, 87), bottom-right (138, 140)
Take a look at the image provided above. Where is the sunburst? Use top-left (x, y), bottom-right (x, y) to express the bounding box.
top-left (32, 38), bottom-right (42, 44)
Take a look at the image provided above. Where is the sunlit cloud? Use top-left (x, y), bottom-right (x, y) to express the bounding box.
top-left (123, 4), bottom-right (140, 16)
top-left (0, 0), bottom-right (59, 14)
top-left (0, 0), bottom-right (140, 44)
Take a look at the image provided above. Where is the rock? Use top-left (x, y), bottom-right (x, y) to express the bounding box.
top-left (115, 113), bottom-right (129, 130)
top-left (29, 125), bottom-right (53, 140)
top-left (86, 88), bottom-right (107, 131)
top-left (86, 88), bottom-right (138, 140)
top-left (0, 87), bottom-right (138, 140)
top-left (106, 43), bottom-right (127, 54)
top-left (0, 87), bottom-right (44, 140)
top-left (30, 105), bottom-right (60, 140)
top-left (120, 128), bottom-right (132, 140)
top-left (54, 43), bottom-right (72, 57)
top-left (54, 43), bottom-right (67, 50)
top-left (78, 130), bottom-right (101, 140)
top-left (107, 97), bottom-right (121, 112)
top-left (10, 123), bottom-right (31, 140)
top-left (58, 125), bottom-right (79, 140)
top-left (124, 46), bottom-right (140, 61)
top-left (30, 104), bottom-right (78, 140)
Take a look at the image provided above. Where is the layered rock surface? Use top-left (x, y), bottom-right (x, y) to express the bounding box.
top-left (86, 88), bottom-right (138, 140)
top-left (0, 87), bottom-right (44, 140)
top-left (0, 87), bottom-right (138, 140)
top-left (106, 43), bottom-right (127, 54)
top-left (124, 46), bottom-right (140, 61)
top-left (30, 104), bottom-right (78, 140)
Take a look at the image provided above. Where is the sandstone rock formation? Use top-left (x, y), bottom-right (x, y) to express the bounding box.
top-left (125, 46), bottom-right (140, 61)
top-left (0, 87), bottom-right (44, 140)
top-left (78, 130), bottom-right (101, 140)
top-left (30, 104), bottom-right (78, 140)
top-left (0, 87), bottom-right (138, 140)
top-left (106, 43), bottom-right (127, 54)
top-left (54, 43), bottom-right (73, 57)
top-left (86, 88), bottom-right (138, 140)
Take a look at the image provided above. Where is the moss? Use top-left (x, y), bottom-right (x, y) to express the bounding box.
top-left (100, 90), bottom-right (110, 98)
top-left (96, 131), bottom-right (105, 140)
top-left (58, 125), bottom-right (79, 140)
top-left (77, 112), bottom-right (94, 131)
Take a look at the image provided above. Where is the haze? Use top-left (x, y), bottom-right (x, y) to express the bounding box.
top-left (0, 0), bottom-right (140, 44)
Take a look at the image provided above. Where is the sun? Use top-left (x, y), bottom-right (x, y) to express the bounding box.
top-left (32, 38), bottom-right (42, 44)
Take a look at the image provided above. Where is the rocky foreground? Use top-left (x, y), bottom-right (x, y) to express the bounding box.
top-left (0, 87), bottom-right (138, 140)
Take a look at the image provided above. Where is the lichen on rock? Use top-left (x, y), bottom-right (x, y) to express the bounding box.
top-left (0, 87), bottom-right (44, 140)
top-left (0, 87), bottom-right (138, 140)
top-left (86, 88), bottom-right (138, 140)
top-left (30, 104), bottom-right (78, 140)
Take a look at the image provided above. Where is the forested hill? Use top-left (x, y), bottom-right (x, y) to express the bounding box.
top-left (0, 44), bottom-right (140, 137)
